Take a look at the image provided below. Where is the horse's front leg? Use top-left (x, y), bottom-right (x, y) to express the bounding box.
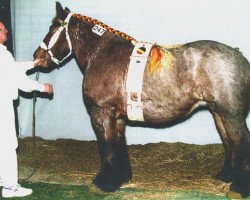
top-left (90, 106), bottom-right (132, 192)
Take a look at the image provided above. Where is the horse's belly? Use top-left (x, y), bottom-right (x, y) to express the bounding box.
top-left (142, 99), bottom-right (199, 123)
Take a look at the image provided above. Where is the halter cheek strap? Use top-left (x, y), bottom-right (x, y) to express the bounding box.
top-left (40, 12), bottom-right (73, 65)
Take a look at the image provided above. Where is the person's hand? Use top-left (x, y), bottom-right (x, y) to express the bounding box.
top-left (44, 83), bottom-right (53, 94)
top-left (33, 59), bottom-right (41, 67)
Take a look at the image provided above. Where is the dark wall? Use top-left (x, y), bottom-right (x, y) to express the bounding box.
top-left (0, 0), bottom-right (13, 53)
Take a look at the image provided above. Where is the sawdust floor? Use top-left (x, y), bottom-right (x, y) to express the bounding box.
top-left (17, 137), bottom-right (230, 197)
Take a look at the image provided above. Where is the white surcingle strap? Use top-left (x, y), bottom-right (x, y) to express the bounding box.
top-left (126, 42), bottom-right (154, 121)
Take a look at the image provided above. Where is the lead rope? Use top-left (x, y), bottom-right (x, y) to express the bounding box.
top-left (21, 72), bottom-right (39, 181)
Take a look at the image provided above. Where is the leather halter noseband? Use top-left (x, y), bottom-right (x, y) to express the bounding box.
top-left (40, 13), bottom-right (73, 65)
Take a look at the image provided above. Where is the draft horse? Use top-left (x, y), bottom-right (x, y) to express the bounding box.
top-left (34, 2), bottom-right (250, 195)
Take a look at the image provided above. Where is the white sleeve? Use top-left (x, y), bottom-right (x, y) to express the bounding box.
top-left (16, 61), bottom-right (34, 72)
top-left (2, 49), bottom-right (45, 92)
top-left (5, 50), bottom-right (34, 72)
top-left (16, 71), bottom-right (45, 92)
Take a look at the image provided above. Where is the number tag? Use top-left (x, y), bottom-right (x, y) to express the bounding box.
top-left (92, 24), bottom-right (106, 36)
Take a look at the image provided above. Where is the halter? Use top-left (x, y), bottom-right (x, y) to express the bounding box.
top-left (40, 13), bottom-right (73, 65)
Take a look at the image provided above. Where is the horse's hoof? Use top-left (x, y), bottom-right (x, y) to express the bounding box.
top-left (92, 161), bottom-right (132, 192)
top-left (88, 183), bottom-right (105, 194)
top-left (226, 191), bottom-right (244, 199)
top-left (230, 178), bottom-right (250, 198)
top-left (93, 174), bottom-right (121, 192)
top-left (213, 180), bottom-right (225, 186)
top-left (216, 170), bottom-right (232, 183)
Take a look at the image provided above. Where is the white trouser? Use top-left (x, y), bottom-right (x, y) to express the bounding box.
top-left (0, 148), bottom-right (18, 187)
top-left (0, 100), bottom-right (18, 187)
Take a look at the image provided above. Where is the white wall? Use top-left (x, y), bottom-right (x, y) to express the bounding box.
top-left (11, 0), bottom-right (250, 144)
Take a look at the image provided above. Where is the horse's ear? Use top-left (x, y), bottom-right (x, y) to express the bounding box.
top-left (65, 7), bottom-right (71, 13)
top-left (56, 2), bottom-right (66, 18)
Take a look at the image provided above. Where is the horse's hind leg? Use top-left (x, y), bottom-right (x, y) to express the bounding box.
top-left (212, 111), bottom-right (233, 182)
top-left (90, 107), bottom-right (132, 192)
top-left (214, 110), bottom-right (250, 195)
top-left (223, 116), bottom-right (250, 195)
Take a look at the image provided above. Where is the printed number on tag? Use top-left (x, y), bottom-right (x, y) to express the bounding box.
top-left (92, 25), bottom-right (106, 36)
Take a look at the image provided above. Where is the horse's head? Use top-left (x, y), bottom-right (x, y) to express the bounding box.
top-left (33, 2), bottom-right (73, 68)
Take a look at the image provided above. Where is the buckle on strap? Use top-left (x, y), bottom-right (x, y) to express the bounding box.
top-left (127, 92), bottom-right (144, 121)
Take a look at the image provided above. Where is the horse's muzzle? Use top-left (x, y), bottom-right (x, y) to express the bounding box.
top-left (33, 47), bottom-right (52, 68)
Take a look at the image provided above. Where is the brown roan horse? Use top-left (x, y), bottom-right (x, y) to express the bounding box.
top-left (34, 2), bottom-right (250, 196)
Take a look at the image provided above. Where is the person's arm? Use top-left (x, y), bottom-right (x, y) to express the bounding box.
top-left (16, 70), bottom-right (45, 92)
top-left (4, 49), bottom-right (52, 93)
top-left (15, 60), bottom-right (34, 72)
top-left (12, 60), bottom-right (52, 93)
top-left (16, 71), bottom-right (53, 94)
top-left (15, 56), bottom-right (40, 73)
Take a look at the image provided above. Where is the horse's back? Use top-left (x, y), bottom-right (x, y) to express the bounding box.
top-left (142, 40), bottom-right (250, 122)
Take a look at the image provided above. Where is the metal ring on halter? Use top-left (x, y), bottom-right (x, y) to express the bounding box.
top-left (39, 13), bottom-right (73, 65)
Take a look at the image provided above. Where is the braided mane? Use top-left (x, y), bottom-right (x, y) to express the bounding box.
top-left (73, 13), bottom-right (137, 43)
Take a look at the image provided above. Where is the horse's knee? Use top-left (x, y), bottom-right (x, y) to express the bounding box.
top-left (116, 118), bottom-right (126, 133)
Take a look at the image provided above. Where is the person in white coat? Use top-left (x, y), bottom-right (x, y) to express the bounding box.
top-left (0, 21), bottom-right (53, 198)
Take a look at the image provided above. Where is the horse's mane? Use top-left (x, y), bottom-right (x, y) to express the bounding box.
top-left (73, 13), bottom-right (137, 43)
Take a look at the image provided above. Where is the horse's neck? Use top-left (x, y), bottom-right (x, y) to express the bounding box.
top-left (69, 19), bottom-right (133, 72)
top-left (68, 20), bottom-right (105, 71)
